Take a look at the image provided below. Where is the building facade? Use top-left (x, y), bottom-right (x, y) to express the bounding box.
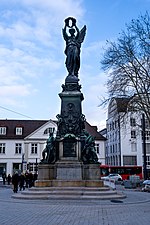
top-left (0, 119), bottom-right (106, 177)
top-left (106, 97), bottom-right (150, 177)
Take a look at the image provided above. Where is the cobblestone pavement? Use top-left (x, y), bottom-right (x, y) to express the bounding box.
top-left (0, 185), bottom-right (150, 225)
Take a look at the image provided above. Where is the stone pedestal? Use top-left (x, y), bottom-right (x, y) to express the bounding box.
top-left (83, 164), bottom-right (100, 180)
top-left (36, 162), bottom-right (101, 188)
top-left (56, 160), bottom-right (82, 180)
top-left (38, 164), bottom-right (56, 180)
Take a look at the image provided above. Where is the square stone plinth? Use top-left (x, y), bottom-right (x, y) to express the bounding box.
top-left (38, 164), bottom-right (56, 180)
top-left (83, 164), bottom-right (100, 180)
top-left (56, 161), bottom-right (83, 180)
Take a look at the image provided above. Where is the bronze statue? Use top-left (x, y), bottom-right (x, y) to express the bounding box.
top-left (41, 133), bottom-right (56, 164)
top-left (81, 131), bottom-right (98, 164)
top-left (62, 17), bottom-right (86, 77)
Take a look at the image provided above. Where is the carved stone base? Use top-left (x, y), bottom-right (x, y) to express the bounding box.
top-left (38, 164), bottom-right (56, 180)
top-left (37, 162), bottom-right (101, 186)
top-left (56, 160), bottom-right (82, 180)
top-left (35, 179), bottom-right (104, 187)
top-left (83, 164), bottom-right (100, 180)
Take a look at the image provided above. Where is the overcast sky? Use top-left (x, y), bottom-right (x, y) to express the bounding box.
top-left (0, 0), bottom-right (149, 130)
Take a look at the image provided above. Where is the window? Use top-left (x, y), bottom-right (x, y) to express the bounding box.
top-left (28, 163), bottom-right (37, 173)
top-left (131, 130), bottom-right (136, 138)
top-left (130, 118), bottom-right (136, 127)
top-left (16, 127), bottom-right (22, 135)
top-left (141, 118), bottom-right (150, 129)
top-left (13, 163), bottom-right (21, 172)
top-left (131, 142), bottom-right (137, 152)
top-left (146, 156), bottom-right (150, 165)
top-left (31, 143), bottom-right (37, 154)
top-left (145, 131), bottom-right (150, 141)
top-left (44, 127), bottom-right (55, 134)
top-left (0, 143), bottom-right (5, 154)
top-left (112, 144), bottom-right (115, 153)
top-left (15, 143), bottom-right (22, 154)
top-left (115, 144), bottom-right (117, 153)
top-left (95, 144), bottom-right (99, 154)
top-left (0, 127), bottom-right (6, 135)
top-left (110, 145), bottom-right (112, 154)
top-left (123, 156), bottom-right (137, 165)
top-left (146, 143), bottom-right (150, 154)
top-left (145, 119), bottom-right (150, 129)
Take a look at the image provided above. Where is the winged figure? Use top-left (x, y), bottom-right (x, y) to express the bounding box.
top-left (62, 17), bottom-right (86, 77)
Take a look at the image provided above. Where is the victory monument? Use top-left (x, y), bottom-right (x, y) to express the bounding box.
top-left (12, 18), bottom-right (126, 200)
top-left (37, 17), bottom-right (101, 185)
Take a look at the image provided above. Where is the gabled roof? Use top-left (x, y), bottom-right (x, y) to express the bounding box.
top-left (0, 119), bottom-right (48, 139)
top-left (115, 97), bottom-right (130, 112)
top-left (0, 119), bottom-right (106, 141)
top-left (84, 121), bottom-right (106, 140)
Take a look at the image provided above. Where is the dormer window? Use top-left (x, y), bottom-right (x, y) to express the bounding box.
top-left (44, 127), bottom-right (55, 135)
top-left (0, 127), bottom-right (6, 135)
top-left (16, 127), bottom-right (23, 135)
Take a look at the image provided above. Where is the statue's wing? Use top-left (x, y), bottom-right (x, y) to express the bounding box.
top-left (62, 28), bottom-right (68, 41)
top-left (78, 25), bottom-right (86, 43)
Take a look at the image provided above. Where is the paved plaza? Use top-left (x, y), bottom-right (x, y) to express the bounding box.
top-left (0, 185), bottom-right (150, 225)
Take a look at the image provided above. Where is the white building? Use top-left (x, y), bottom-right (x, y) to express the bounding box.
top-left (0, 119), bottom-right (57, 177)
top-left (0, 119), bottom-right (106, 177)
top-left (106, 97), bottom-right (150, 177)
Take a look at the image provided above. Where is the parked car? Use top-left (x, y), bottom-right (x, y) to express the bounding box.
top-left (101, 173), bottom-right (123, 181)
top-left (142, 180), bottom-right (150, 192)
top-left (143, 180), bottom-right (150, 185)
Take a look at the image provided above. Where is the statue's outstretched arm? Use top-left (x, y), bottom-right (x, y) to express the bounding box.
top-left (75, 24), bottom-right (79, 39)
top-left (62, 24), bottom-right (68, 41)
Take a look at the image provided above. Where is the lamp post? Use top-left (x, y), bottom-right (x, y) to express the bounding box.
top-left (142, 113), bottom-right (147, 180)
top-left (21, 153), bottom-right (25, 173)
top-left (35, 158), bottom-right (38, 174)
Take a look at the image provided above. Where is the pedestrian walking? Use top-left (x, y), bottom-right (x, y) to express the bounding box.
top-left (25, 171), bottom-right (29, 188)
top-left (2, 172), bottom-right (6, 185)
top-left (7, 174), bottom-right (11, 185)
top-left (19, 173), bottom-right (25, 191)
top-left (28, 172), bottom-right (33, 188)
top-left (12, 171), bottom-right (19, 193)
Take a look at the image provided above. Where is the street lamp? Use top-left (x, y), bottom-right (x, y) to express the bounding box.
top-left (21, 153), bottom-right (25, 173)
top-left (142, 113), bottom-right (147, 180)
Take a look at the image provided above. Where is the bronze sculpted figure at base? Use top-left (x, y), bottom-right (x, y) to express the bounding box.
top-left (81, 131), bottom-right (98, 164)
top-left (41, 132), bottom-right (56, 164)
top-left (62, 17), bottom-right (86, 77)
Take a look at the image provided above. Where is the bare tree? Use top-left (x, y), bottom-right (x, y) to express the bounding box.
top-left (101, 12), bottom-right (150, 123)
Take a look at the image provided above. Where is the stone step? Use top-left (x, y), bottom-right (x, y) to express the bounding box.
top-left (19, 189), bottom-right (117, 196)
top-left (12, 192), bottom-right (126, 200)
top-left (35, 180), bottom-right (104, 188)
top-left (11, 179), bottom-right (126, 201)
top-left (30, 186), bottom-right (110, 192)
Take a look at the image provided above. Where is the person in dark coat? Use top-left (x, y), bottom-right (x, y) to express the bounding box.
top-left (28, 172), bottom-right (33, 188)
top-left (19, 173), bottom-right (25, 191)
top-left (25, 171), bottom-right (29, 188)
top-left (12, 172), bottom-right (19, 193)
top-left (7, 174), bottom-right (11, 185)
top-left (2, 172), bottom-right (6, 185)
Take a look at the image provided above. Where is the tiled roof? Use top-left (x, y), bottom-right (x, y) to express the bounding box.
top-left (84, 121), bottom-right (106, 140)
top-left (0, 119), bottom-right (48, 139)
top-left (0, 119), bottom-right (106, 141)
top-left (115, 97), bottom-right (130, 112)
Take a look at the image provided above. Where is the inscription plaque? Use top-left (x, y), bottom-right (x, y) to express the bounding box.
top-left (63, 138), bottom-right (76, 157)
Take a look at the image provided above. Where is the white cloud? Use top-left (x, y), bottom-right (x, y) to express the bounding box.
top-left (84, 41), bottom-right (105, 58)
top-left (21, 0), bottom-right (84, 16)
top-left (0, 85), bottom-right (32, 96)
